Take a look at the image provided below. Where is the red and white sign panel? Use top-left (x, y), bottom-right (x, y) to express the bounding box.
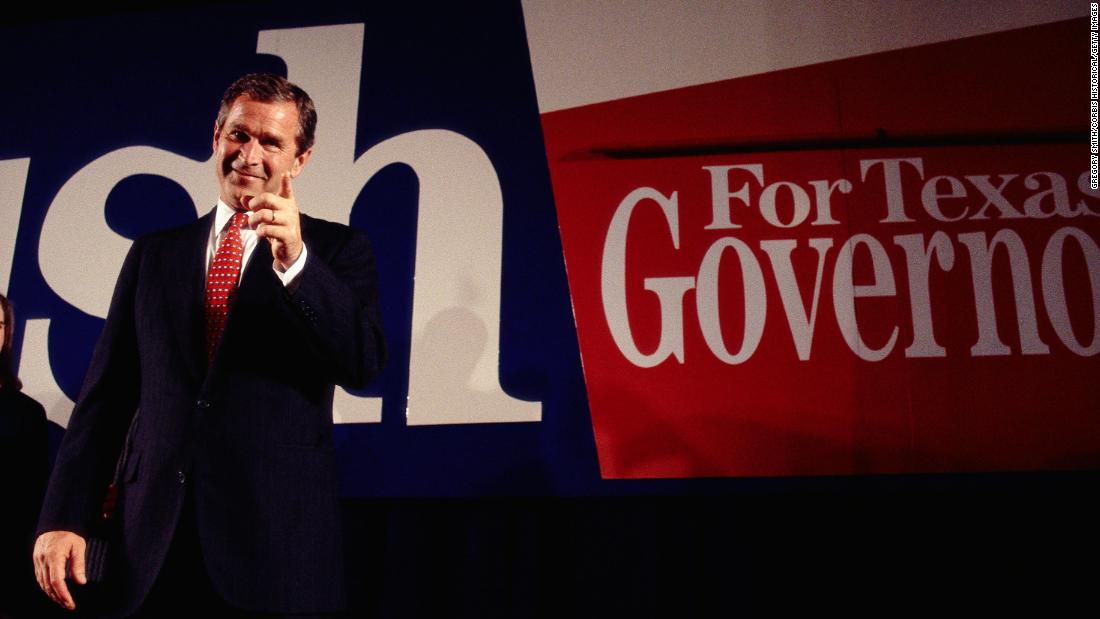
top-left (544, 20), bottom-right (1099, 478)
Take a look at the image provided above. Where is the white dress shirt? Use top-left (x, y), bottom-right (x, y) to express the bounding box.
top-left (205, 200), bottom-right (307, 288)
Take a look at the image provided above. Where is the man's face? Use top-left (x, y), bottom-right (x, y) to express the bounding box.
top-left (213, 96), bottom-right (311, 209)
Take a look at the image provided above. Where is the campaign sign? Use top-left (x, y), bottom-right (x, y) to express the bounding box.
top-left (544, 20), bottom-right (1100, 478)
top-left (1, 2), bottom-right (598, 496)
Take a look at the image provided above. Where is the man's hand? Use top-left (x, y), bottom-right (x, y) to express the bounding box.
top-left (244, 171), bottom-right (303, 271)
top-left (33, 531), bottom-right (87, 610)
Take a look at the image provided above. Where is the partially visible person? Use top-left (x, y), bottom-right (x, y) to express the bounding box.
top-left (0, 292), bottom-right (50, 618)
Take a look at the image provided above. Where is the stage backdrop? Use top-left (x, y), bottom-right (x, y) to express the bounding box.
top-left (1, 1), bottom-right (1094, 496)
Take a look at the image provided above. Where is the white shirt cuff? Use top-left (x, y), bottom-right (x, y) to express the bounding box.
top-left (274, 245), bottom-right (308, 288)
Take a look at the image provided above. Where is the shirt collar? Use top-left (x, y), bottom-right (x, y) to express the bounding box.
top-left (214, 199), bottom-right (247, 237)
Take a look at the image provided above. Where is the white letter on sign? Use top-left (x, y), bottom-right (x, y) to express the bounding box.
top-left (959, 230), bottom-right (1048, 356)
top-left (1041, 227), bottom-right (1100, 356)
top-left (696, 237), bottom-right (767, 364)
top-left (0, 158), bottom-right (30, 292)
top-left (760, 238), bottom-right (833, 361)
top-left (602, 187), bottom-right (694, 368)
top-left (702, 164), bottom-right (763, 230)
top-left (860, 158), bottom-right (923, 224)
top-left (832, 234), bottom-right (899, 361)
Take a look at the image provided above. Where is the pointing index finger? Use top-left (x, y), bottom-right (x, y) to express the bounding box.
top-left (280, 172), bottom-right (294, 200)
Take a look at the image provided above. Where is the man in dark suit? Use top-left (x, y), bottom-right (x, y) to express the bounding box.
top-left (31, 73), bottom-right (385, 617)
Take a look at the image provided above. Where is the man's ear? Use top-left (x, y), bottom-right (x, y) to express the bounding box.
top-left (212, 121), bottom-right (221, 152)
top-left (291, 147), bottom-right (313, 177)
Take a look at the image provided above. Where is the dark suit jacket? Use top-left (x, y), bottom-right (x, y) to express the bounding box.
top-left (37, 209), bottom-right (385, 616)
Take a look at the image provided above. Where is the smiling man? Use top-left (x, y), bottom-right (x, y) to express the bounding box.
top-left (32, 73), bottom-right (385, 617)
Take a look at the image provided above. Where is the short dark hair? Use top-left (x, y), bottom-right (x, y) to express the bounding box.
top-left (215, 73), bottom-right (317, 155)
top-left (1, 292), bottom-right (21, 391)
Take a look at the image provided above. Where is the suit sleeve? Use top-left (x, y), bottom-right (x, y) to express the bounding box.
top-left (36, 240), bottom-right (143, 537)
top-left (281, 223), bottom-right (386, 390)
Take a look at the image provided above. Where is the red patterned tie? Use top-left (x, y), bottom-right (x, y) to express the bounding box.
top-left (205, 211), bottom-right (249, 362)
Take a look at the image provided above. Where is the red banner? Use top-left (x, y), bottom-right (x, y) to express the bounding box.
top-left (544, 19), bottom-right (1100, 478)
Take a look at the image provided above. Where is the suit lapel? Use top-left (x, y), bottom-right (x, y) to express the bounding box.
top-left (169, 210), bottom-right (215, 385)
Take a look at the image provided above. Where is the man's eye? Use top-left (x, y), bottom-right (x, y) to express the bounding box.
top-left (230, 131), bottom-right (249, 141)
